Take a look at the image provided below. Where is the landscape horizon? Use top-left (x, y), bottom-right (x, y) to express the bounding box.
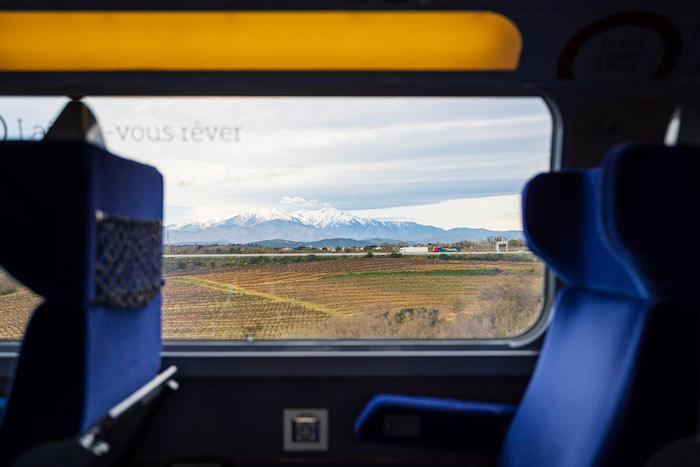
top-left (165, 205), bottom-right (523, 245)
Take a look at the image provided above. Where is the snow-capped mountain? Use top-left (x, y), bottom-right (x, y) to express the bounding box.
top-left (292, 207), bottom-right (367, 228)
top-left (165, 207), bottom-right (522, 245)
top-left (220, 208), bottom-right (293, 227)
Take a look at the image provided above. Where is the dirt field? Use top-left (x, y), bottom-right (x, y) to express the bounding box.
top-left (0, 255), bottom-right (545, 340)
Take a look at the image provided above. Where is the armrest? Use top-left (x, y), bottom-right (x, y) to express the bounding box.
top-left (355, 394), bottom-right (516, 452)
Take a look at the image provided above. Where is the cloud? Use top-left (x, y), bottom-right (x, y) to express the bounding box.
top-left (279, 196), bottom-right (319, 208)
top-left (351, 195), bottom-right (523, 231)
top-left (1, 96), bottom-right (552, 228)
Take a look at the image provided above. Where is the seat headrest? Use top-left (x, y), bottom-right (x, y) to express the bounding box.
top-left (523, 170), bottom-right (640, 296)
top-left (44, 100), bottom-right (106, 148)
top-left (600, 144), bottom-right (700, 300)
top-left (0, 141), bottom-right (163, 307)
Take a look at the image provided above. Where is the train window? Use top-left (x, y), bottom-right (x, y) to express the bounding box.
top-left (0, 97), bottom-right (551, 341)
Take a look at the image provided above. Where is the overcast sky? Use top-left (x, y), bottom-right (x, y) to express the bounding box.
top-left (0, 97), bottom-right (551, 230)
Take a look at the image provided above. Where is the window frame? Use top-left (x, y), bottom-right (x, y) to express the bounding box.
top-left (0, 89), bottom-right (560, 360)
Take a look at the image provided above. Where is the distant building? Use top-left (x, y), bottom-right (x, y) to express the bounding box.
top-left (399, 246), bottom-right (429, 253)
top-left (280, 247), bottom-right (293, 253)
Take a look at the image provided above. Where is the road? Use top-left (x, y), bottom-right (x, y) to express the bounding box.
top-left (164, 251), bottom-right (529, 258)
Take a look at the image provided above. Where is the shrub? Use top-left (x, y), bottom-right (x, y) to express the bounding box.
top-left (389, 307), bottom-right (442, 327)
top-left (465, 277), bottom-right (544, 337)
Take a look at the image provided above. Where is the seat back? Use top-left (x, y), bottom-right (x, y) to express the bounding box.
top-left (0, 132), bottom-right (164, 464)
top-left (502, 146), bottom-right (700, 467)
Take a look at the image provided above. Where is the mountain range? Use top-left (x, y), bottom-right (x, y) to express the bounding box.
top-left (165, 207), bottom-right (522, 245)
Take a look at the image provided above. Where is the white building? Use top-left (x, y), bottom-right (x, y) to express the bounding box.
top-left (399, 246), bottom-right (429, 253)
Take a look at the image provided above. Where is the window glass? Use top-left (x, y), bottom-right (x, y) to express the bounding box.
top-left (0, 97), bottom-right (550, 341)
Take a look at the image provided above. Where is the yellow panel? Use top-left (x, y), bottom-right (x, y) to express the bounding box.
top-left (0, 11), bottom-right (521, 71)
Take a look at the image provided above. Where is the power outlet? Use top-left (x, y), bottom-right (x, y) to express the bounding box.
top-left (283, 408), bottom-right (328, 451)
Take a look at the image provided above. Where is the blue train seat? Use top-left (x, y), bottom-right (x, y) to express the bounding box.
top-left (356, 144), bottom-right (700, 466)
top-left (0, 106), bottom-right (166, 464)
